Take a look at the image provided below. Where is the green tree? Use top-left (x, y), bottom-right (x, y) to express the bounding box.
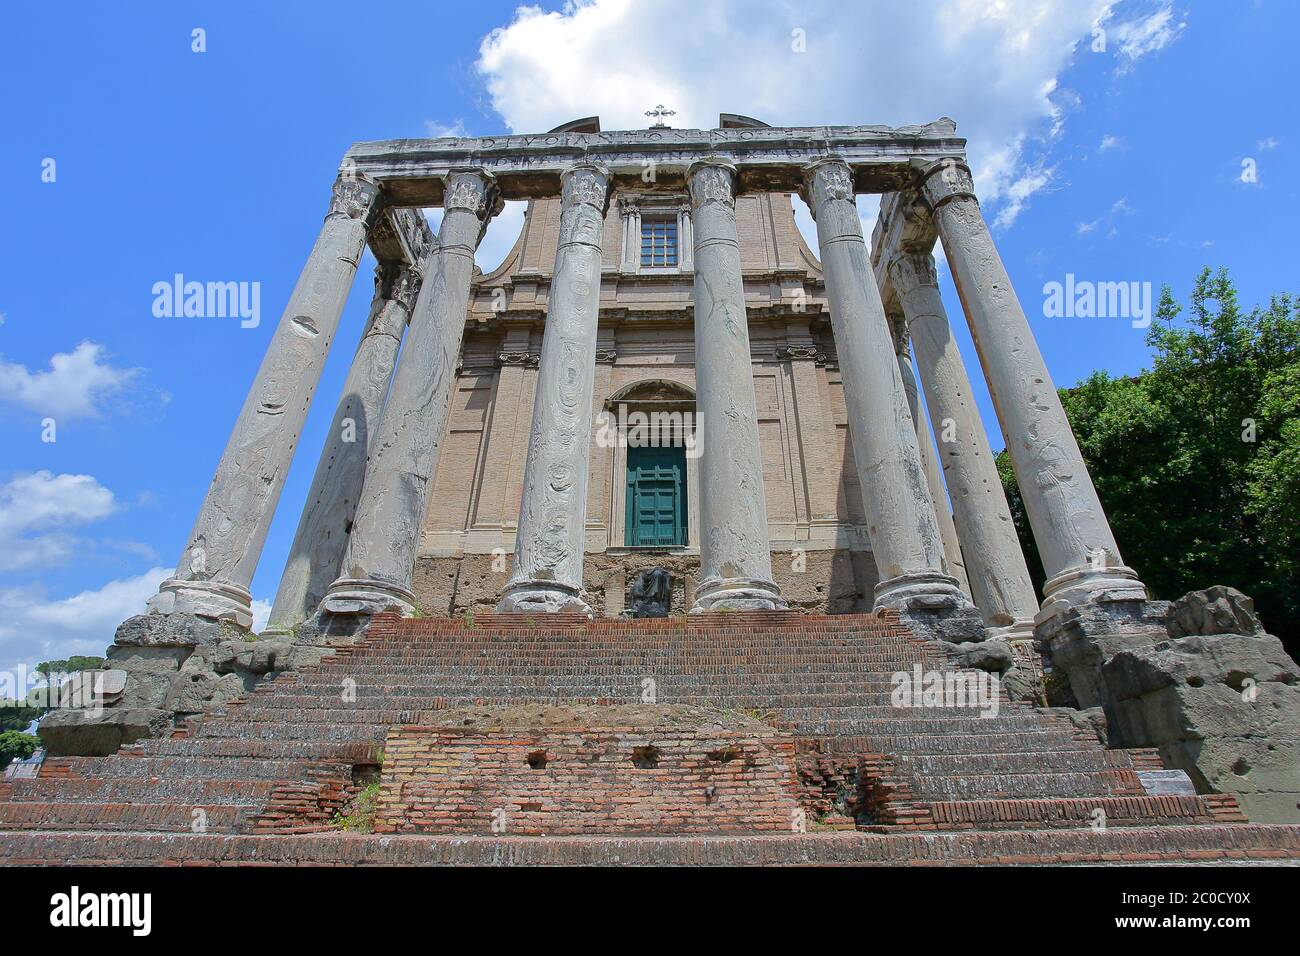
top-left (0, 731), bottom-right (39, 769)
top-left (0, 701), bottom-right (45, 734)
top-left (35, 656), bottom-right (103, 677)
top-left (999, 267), bottom-right (1300, 652)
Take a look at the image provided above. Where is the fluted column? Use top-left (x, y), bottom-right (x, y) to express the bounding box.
top-left (890, 316), bottom-right (972, 597)
top-left (800, 158), bottom-right (972, 615)
top-left (146, 176), bottom-right (382, 629)
top-left (265, 260), bottom-right (423, 633)
top-left (687, 161), bottom-right (784, 612)
top-left (919, 159), bottom-right (1146, 621)
top-left (498, 164), bottom-right (610, 614)
top-left (889, 251), bottom-right (1039, 637)
top-left (322, 170), bottom-right (498, 616)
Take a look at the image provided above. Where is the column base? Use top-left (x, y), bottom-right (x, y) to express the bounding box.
top-left (690, 577), bottom-right (787, 613)
top-left (872, 570), bottom-right (971, 613)
top-left (1035, 563), bottom-right (1148, 625)
top-left (875, 571), bottom-right (985, 643)
top-left (319, 577), bottom-right (417, 617)
top-left (497, 581), bottom-right (594, 616)
top-left (146, 578), bottom-right (254, 630)
top-left (983, 618), bottom-right (1037, 643)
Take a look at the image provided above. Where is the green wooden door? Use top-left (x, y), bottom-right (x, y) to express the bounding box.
top-left (625, 445), bottom-right (687, 547)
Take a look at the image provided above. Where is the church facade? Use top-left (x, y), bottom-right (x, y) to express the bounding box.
top-left (414, 142), bottom-right (890, 616)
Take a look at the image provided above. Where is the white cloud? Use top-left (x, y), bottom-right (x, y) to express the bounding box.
top-left (0, 341), bottom-right (138, 420)
top-left (1099, 133), bottom-right (1123, 151)
top-left (1108, 1), bottom-right (1187, 74)
top-left (1257, 137), bottom-right (1279, 151)
top-left (251, 599), bottom-right (272, 633)
top-left (426, 119), bottom-right (469, 139)
top-left (0, 566), bottom-right (170, 675)
top-left (0, 471), bottom-right (119, 572)
top-left (475, 0), bottom-right (1120, 227)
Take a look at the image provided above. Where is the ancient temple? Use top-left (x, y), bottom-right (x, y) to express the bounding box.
top-left (140, 114), bottom-right (1140, 644)
top-left (7, 115), bottom-right (1298, 865)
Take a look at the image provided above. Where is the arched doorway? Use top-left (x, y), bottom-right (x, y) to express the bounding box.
top-left (603, 379), bottom-right (698, 550)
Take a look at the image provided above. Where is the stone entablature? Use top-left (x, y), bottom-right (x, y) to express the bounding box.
top-left (341, 118), bottom-right (968, 205)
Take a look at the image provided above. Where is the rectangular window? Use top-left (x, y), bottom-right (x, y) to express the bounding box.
top-left (640, 217), bottom-right (678, 268)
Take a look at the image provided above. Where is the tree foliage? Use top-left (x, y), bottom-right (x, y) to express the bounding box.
top-left (998, 267), bottom-right (1300, 651)
top-left (0, 731), bottom-right (40, 769)
top-left (35, 656), bottom-right (104, 676)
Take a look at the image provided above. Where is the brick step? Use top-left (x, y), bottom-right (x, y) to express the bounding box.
top-left (786, 715), bottom-right (1057, 735)
top-left (214, 702), bottom-right (1022, 724)
top-left (136, 738), bottom-right (375, 762)
top-left (806, 732), bottom-right (1088, 755)
top-left (274, 665), bottom-right (946, 681)
top-left (315, 641), bottom-right (934, 655)
top-left (900, 769), bottom-right (1142, 801)
top-left (1, 777), bottom-right (282, 805)
top-left (892, 749), bottom-right (1117, 776)
top-left (2, 825), bottom-right (1297, 866)
top-left (55, 755), bottom-right (332, 781)
top-left (309, 665), bottom-right (937, 680)
top-left (240, 681), bottom-right (957, 700)
top-left (874, 795), bottom-right (1226, 830)
top-left (188, 714), bottom-right (1060, 743)
top-left (220, 703), bottom-right (1013, 725)
top-left (0, 802), bottom-right (247, 833)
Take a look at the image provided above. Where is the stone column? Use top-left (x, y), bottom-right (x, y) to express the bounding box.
top-left (687, 161), bottom-right (784, 611)
top-left (919, 159), bottom-right (1146, 621)
top-left (322, 170), bottom-right (498, 616)
top-left (265, 260), bottom-right (423, 633)
top-left (890, 316), bottom-right (972, 598)
top-left (889, 250), bottom-right (1039, 638)
top-left (800, 158), bottom-right (972, 617)
top-left (144, 176), bottom-right (382, 631)
top-left (498, 164), bottom-right (611, 614)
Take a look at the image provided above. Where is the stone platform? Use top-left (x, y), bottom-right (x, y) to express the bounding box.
top-left (3, 612), bottom-right (1298, 866)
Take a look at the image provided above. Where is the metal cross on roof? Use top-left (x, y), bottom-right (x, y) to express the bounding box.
top-left (644, 104), bottom-right (676, 128)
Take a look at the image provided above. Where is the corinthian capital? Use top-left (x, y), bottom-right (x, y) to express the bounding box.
top-left (799, 158), bottom-right (854, 216)
top-left (686, 161), bottom-right (737, 209)
top-left (443, 169), bottom-right (499, 220)
top-left (561, 163), bottom-right (611, 213)
top-left (887, 250), bottom-right (939, 297)
top-left (918, 158), bottom-right (977, 211)
top-left (327, 175), bottom-right (382, 226)
top-left (375, 261), bottom-right (422, 312)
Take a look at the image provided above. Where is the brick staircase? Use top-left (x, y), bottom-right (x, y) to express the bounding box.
top-left (2, 611), bottom-right (1297, 865)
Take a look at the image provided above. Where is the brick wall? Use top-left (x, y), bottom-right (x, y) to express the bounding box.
top-left (375, 715), bottom-right (804, 835)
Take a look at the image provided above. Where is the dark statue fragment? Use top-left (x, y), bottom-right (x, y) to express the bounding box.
top-left (628, 568), bottom-right (672, 618)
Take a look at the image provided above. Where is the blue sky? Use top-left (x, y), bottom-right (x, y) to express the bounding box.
top-left (1, 0), bottom-right (1295, 674)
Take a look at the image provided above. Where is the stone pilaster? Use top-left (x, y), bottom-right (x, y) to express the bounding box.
top-left (889, 249), bottom-right (1039, 639)
top-left (800, 159), bottom-right (974, 623)
top-left (322, 170), bottom-right (499, 617)
top-left (686, 161), bottom-right (784, 612)
top-left (890, 314), bottom-right (972, 598)
top-left (144, 175), bottom-right (383, 632)
top-left (265, 259), bottom-right (424, 633)
top-left (498, 164), bottom-right (611, 614)
top-left (919, 159), bottom-right (1146, 622)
